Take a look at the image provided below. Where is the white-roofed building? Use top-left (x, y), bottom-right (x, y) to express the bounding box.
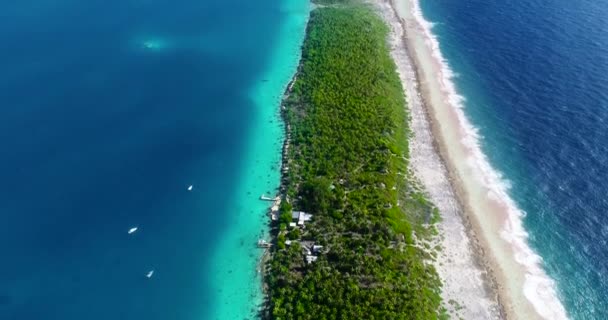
top-left (292, 211), bottom-right (313, 226)
top-left (305, 255), bottom-right (318, 264)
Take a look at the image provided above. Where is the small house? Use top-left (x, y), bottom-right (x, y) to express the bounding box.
top-left (292, 211), bottom-right (312, 226)
top-left (305, 255), bottom-right (318, 264)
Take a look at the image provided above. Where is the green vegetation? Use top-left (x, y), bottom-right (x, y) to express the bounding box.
top-left (264, 3), bottom-right (443, 320)
top-left (314, 0), bottom-right (353, 5)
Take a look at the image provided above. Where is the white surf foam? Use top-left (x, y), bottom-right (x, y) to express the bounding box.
top-left (377, 1), bottom-right (503, 317)
top-left (405, 0), bottom-right (569, 318)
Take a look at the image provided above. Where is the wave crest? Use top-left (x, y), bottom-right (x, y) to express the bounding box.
top-left (406, 0), bottom-right (569, 318)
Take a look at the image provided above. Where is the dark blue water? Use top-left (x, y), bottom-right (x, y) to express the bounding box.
top-left (0, 1), bottom-right (287, 319)
top-left (422, 0), bottom-right (608, 318)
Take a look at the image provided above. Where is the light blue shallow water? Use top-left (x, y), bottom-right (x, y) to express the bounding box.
top-left (421, 0), bottom-right (608, 318)
top-left (0, 0), bottom-right (308, 319)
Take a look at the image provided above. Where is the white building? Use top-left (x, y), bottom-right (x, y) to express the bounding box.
top-left (292, 211), bottom-right (313, 226)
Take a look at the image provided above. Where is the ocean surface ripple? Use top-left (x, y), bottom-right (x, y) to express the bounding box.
top-left (421, 0), bottom-right (608, 318)
top-left (0, 0), bottom-right (307, 319)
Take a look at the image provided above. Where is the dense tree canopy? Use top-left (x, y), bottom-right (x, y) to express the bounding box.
top-left (264, 3), bottom-right (444, 320)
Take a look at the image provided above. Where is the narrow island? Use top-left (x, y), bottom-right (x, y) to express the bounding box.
top-left (262, 1), bottom-right (445, 319)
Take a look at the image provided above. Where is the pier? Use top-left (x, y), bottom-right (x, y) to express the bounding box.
top-left (260, 194), bottom-right (278, 201)
top-left (257, 239), bottom-right (272, 248)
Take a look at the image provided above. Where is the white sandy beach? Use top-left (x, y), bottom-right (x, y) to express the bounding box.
top-left (373, 0), bottom-right (569, 319)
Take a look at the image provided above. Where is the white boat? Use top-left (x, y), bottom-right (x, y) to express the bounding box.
top-left (128, 227), bottom-right (138, 234)
top-left (187, 185), bottom-right (193, 191)
top-left (146, 270), bottom-right (154, 278)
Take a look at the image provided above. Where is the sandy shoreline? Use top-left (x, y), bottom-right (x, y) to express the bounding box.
top-left (374, 0), bottom-right (568, 319)
top-left (373, 1), bottom-right (503, 318)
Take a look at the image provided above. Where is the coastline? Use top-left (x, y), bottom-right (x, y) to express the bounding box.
top-left (208, 0), bottom-right (310, 318)
top-left (373, 1), bottom-right (503, 318)
top-left (376, 0), bottom-right (568, 319)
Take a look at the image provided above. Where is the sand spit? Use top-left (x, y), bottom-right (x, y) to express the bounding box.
top-left (373, 0), bottom-right (568, 319)
top-left (373, 1), bottom-right (502, 318)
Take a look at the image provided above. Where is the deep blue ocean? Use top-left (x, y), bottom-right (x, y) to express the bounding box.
top-left (3, 0), bottom-right (607, 318)
top-left (0, 0), bottom-right (299, 319)
top-left (421, 0), bottom-right (608, 318)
